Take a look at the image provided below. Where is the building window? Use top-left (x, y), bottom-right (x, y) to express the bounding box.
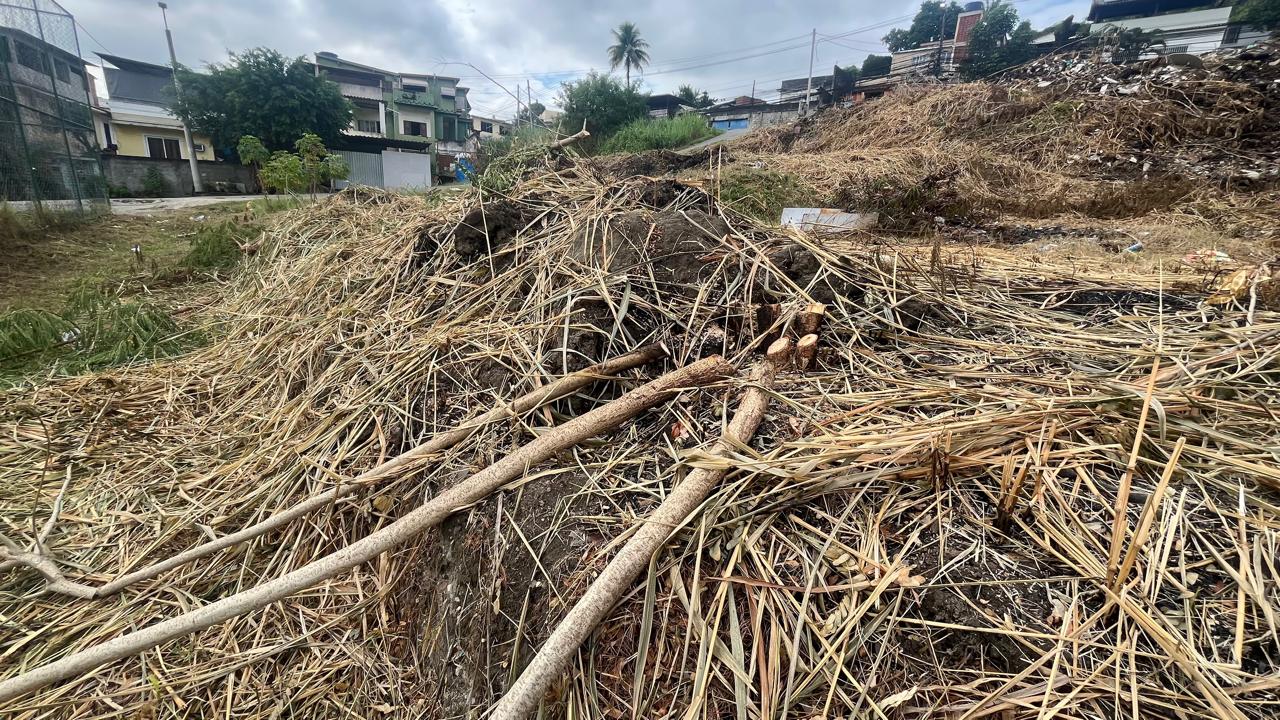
top-left (403, 83), bottom-right (427, 93)
top-left (54, 60), bottom-right (70, 83)
top-left (1223, 26), bottom-right (1241, 44)
top-left (480, 121), bottom-right (493, 133)
top-left (146, 136), bottom-right (182, 159)
top-left (356, 118), bottom-right (380, 133)
top-left (102, 121), bottom-right (113, 147)
top-left (0, 37), bottom-right (9, 63)
top-left (404, 120), bottom-right (427, 137)
top-left (16, 42), bottom-right (41, 71)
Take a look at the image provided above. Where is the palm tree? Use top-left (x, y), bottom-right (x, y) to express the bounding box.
top-left (607, 22), bottom-right (650, 86)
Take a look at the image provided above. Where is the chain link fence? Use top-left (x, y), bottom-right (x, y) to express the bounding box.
top-left (1, 0), bottom-right (107, 212)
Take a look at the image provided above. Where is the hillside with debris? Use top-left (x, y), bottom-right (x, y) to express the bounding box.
top-left (2, 43), bottom-right (1279, 720)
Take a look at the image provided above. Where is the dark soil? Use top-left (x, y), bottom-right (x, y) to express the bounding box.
top-left (454, 199), bottom-right (538, 257)
top-left (395, 456), bottom-right (597, 719)
top-left (589, 149), bottom-right (715, 178)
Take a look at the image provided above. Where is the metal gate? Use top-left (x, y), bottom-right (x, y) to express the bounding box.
top-left (335, 149), bottom-right (382, 188)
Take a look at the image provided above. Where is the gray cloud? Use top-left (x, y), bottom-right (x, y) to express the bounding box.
top-left (64, 0), bottom-right (1088, 119)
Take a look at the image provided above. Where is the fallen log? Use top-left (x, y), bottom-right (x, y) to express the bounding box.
top-left (488, 339), bottom-right (789, 720)
top-left (0, 355), bottom-right (734, 703)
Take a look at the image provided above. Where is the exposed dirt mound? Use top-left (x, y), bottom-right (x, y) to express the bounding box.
top-left (588, 149), bottom-right (714, 178)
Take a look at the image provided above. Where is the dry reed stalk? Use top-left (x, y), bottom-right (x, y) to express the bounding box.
top-left (0, 356), bottom-right (734, 702)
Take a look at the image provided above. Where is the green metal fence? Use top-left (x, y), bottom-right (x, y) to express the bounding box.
top-left (0, 0), bottom-right (107, 212)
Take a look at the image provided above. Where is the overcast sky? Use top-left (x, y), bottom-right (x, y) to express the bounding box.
top-left (65, 0), bottom-right (1085, 119)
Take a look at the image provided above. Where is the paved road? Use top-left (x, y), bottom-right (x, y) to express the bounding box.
top-left (110, 195), bottom-right (267, 215)
top-left (111, 194), bottom-right (336, 215)
top-left (680, 128), bottom-right (751, 154)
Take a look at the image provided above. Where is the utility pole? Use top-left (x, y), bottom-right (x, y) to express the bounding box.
top-left (803, 28), bottom-right (816, 116)
top-left (932, 8), bottom-right (947, 78)
top-left (750, 79), bottom-right (756, 103)
top-left (158, 2), bottom-right (202, 193)
top-left (527, 79), bottom-right (533, 125)
top-left (516, 84), bottom-right (523, 127)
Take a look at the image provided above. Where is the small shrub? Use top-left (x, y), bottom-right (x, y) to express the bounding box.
top-left (718, 168), bottom-right (813, 222)
top-left (141, 167), bottom-right (170, 197)
top-left (599, 114), bottom-right (719, 154)
top-left (108, 182), bottom-right (133, 198)
top-left (182, 220), bottom-right (254, 272)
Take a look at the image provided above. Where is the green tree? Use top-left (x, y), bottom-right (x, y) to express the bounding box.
top-left (515, 101), bottom-right (546, 126)
top-left (860, 54), bottom-right (893, 77)
top-left (676, 84), bottom-right (714, 108)
top-left (1233, 0), bottom-right (1280, 31)
top-left (172, 48), bottom-right (352, 153)
top-left (607, 22), bottom-right (651, 86)
top-left (295, 133), bottom-right (348, 198)
top-left (962, 1), bottom-right (1037, 78)
top-left (883, 1), bottom-right (965, 51)
top-left (236, 135), bottom-right (269, 192)
top-left (558, 72), bottom-right (648, 149)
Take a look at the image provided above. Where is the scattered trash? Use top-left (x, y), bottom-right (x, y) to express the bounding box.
top-left (780, 208), bottom-right (878, 233)
top-left (1123, 241), bottom-right (1144, 253)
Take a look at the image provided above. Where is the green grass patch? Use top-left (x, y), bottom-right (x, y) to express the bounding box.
top-left (598, 114), bottom-right (719, 154)
top-left (0, 203), bottom-right (101, 242)
top-left (718, 167), bottom-right (814, 223)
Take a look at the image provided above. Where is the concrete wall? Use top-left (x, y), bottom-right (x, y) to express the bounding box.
top-left (101, 155), bottom-right (255, 196)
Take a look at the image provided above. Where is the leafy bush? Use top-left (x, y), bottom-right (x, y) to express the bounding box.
top-left (108, 182), bottom-right (132, 198)
top-left (599, 114), bottom-right (719, 154)
top-left (182, 221), bottom-right (250, 272)
top-left (260, 151), bottom-right (304, 193)
top-left (141, 167), bottom-right (171, 197)
top-left (473, 127), bottom-right (556, 193)
top-left (258, 134), bottom-right (347, 194)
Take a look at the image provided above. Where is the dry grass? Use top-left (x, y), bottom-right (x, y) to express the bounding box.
top-left (0, 161), bottom-right (1277, 720)
top-left (730, 83), bottom-right (1279, 234)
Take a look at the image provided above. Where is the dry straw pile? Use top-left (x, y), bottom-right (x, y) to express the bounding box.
top-left (734, 47), bottom-right (1279, 233)
top-left (1, 152), bottom-right (1278, 718)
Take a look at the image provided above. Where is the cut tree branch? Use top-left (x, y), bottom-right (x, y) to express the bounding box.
top-left (488, 339), bottom-right (790, 720)
top-left (4, 344), bottom-right (667, 600)
top-left (0, 355), bottom-right (734, 703)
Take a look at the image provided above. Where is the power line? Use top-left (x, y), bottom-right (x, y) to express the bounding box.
top-left (73, 18), bottom-right (111, 54)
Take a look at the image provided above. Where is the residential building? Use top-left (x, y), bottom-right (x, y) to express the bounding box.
top-left (646, 93), bottom-right (693, 119)
top-left (1086, 0), bottom-right (1269, 54)
top-left (1, 0), bottom-right (107, 209)
top-left (93, 53), bottom-right (214, 161)
top-left (887, 3), bottom-right (985, 79)
top-left (702, 97), bottom-right (802, 131)
top-left (471, 115), bottom-right (512, 141)
top-left (314, 51), bottom-right (473, 185)
top-left (777, 66), bottom-right (858, 106)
